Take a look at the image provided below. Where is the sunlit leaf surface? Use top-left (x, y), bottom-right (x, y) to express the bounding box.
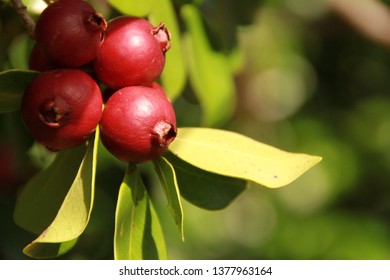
top-left (114, 165), bottom-right (167, 260)
top-left (14, 131), bottom-right (99, 258)
top-left (169, 127), bottom-right (322, 188)
top-left (153, 156), bottom-right (184, 240)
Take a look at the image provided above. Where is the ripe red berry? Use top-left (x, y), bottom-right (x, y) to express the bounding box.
top-left (99, 84), bottom-right (177, 163)
top-left (21, 69), bottom-right (103, 151)
top-left (28, 44), bottom-right (56, 72)
top-left (34, 0), bottom-right (107, 68)
top-left (93, 16), bottom-right (171, 89)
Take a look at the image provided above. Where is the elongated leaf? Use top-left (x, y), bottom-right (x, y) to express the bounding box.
top-left (181, 5), bottom-right (235, 126)
top-left (35, 132), bottom-right (98, 241)
top-left (114, 165), bottom-right (167, 260)
top-left (14, 146), bottom-right (86, 235)
top-left (0, 70), bottom-right (39, 113)
top-left (15, 131), bottom-right (99, 258)
top-left (149, 0), bottom-right (186, 100)
top-left (108, 0), bottom-right (154, 17)
top-left (168, 127), bottom-right (322, 188)
top-left (164, 152), bottom-right (247, 210)
top-left (153, 157), bottom-right (184, 240)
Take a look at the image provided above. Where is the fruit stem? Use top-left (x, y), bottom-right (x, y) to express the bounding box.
top-left (10, 0), bottom-right (36, 39)
top-left (126, 164), bottom-right (137, 175)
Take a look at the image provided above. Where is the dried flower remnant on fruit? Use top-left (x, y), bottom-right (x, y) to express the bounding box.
top-left (151, 121), bottom-right (177, 148)
top-left (152, 22), bottom-right (172, 53)
top-left (84, 11), bottom-right (107, 40)
top-left (38, 99), bottom-right (68, 128)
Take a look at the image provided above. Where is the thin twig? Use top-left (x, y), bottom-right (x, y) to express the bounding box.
top-left (10, 0), bottom-right (36, 39)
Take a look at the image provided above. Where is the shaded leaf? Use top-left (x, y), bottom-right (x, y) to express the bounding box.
top-left (114, 165), bottom-right (167, 260)
top-left (181, 4), bottom-right (235, 126)
top-left (169, 127), bottom-right (322, 188)
top-left (0, 70), bottom-right (39, 113)
top-left (164, 152), bottom-right (247, 210)
top-left (153, 156), bottom-right (184, 240)
top-left (149, 0), bottom-right (187, 100)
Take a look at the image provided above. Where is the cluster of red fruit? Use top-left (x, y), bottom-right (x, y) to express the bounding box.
top-left (21, 0), bottom-right (177, 164)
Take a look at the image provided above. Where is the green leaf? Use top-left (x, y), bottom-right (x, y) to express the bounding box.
top-left (149, 0), bottom-right (186, 100)
top-left (181, 4), bottom-right (235, 126)
top-left (153, 157), bottom-right (184, 240)
top-left (23, 239), bottom-right (78, 259)
top-left (168, 127), bottom-right (323, 188)
top-left (108, 0), bottom-right (154, 17)
top-left (114, 165), bottom-right (167, 260)
top-left (8, 34), bottom-right (31, 69)
top-left (165, 152), bottom-right (247, 210)
top-left (14, 131), bottom-right (99, 258)
top-left (14, 146), bottom-right (86, 235)
top-left (0, 70), bottom-right (39, 113)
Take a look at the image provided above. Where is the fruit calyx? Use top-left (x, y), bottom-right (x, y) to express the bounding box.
top-left (38, 98), bottom-right (69, 128)
top-left (84, 11), bottom-right (107, 39)
top-left (151, 120), bottom-right (177, 148)
top-left (152, 22), bottom-right (171, 53)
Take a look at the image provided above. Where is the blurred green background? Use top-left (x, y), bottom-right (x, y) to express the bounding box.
top-left (2, 0), bottom-right (390, 259)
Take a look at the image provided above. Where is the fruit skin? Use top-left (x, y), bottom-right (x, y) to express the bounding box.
top-left (28, 44), bottom-right (56, 72)
top-left (21, 69), bottom-right (103, 151)
top-left (35, 0), bottom-right (107, 68)
top-left (99, 84), bottom-right (177, 163)
top-left (93, 16), bottom-right (171, 89)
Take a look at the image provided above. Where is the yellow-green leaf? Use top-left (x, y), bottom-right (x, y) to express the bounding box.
top-left (114, 165), bottom-right (167, 260)
top-left (168, 127), bottom-right (322, 188)
top-left (108, 0), bottom-right (153, 17)
top-left (181, 5), bottom-right (235, 126)
top-left (14, 146), bottom-right (86, 235)
top-left (153, 157), bottom-right (184, 240)
top-left (32, 132), bottom-right (98, 243)
top-left (23, 239), bottom-right (78, 259)
top-left (15, 131), bottom-right (99, 258)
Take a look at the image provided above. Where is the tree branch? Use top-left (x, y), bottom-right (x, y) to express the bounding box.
top-left (10, 0), bottom-right (36, 39)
